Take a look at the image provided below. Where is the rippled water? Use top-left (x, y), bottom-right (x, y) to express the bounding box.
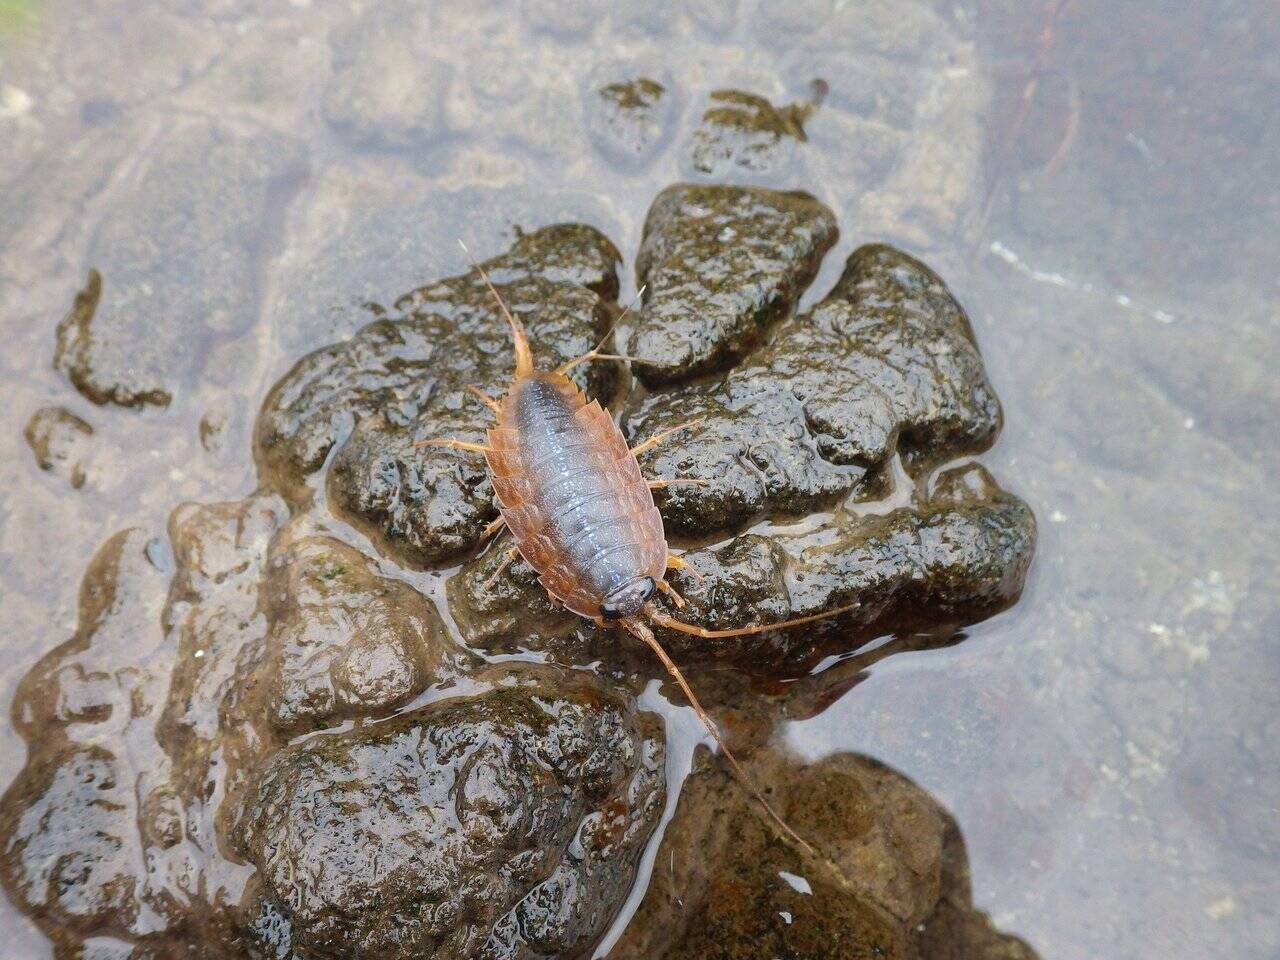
top-left (1, 1), bottom-right (1277, 957)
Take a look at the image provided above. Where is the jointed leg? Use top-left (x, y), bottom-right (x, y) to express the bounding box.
top-left (413, 437), bottom-right (490, 453)
top-left (483, 547), bottom-right (520, 590)
top-left (630, 419), bottom-right (703, 457)
top-left (466, 384), bottom-right (501, 416)
top-left (648, 478), bottom-right (709, 491)
top-left (479, 515), bottom-right (506, 543)
top-left (666, 553), bottom-right (705, 583)
top-left (656, 579), bottom-right (686, 608)
top-left (556, 348), bottom-right (683, 376)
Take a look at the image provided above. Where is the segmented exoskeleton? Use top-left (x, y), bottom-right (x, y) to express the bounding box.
top-left (417, 245), bottom-right (857, 854)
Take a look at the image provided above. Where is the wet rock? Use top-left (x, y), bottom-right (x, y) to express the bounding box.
top-left (24, 405), bottom-right (94, 489)
top-left (687, 89), bottom-right (818, 177)
top-left (626, 183), bottom-right (837, 384)
top-left (587, 77), bottom-right (673, 166)
top-left (628, 242), bottom-right (1002, 536)
top-left (235, 669), bottom-right (665, 960)
top-left (258, 225), bottom-right (621, 568)
top-left (323, 0), bottom-right (450, 149)
top-left (258, 535), bottom-right (472, 734)
top-left (0, 529), bottom-right (178, 939)
top-left (52, 120), bottom-right (305, 408)
top-left (450, 459), bottom-right (1032, 676)
top-left (660, 462), bottom-right (1032, 666)
top-left (611, 749), bottom-right (1037, 959)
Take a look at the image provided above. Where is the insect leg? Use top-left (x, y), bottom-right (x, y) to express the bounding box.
top-left (645, 600), bottom-right (860, 639)
top-left (648, 478), bottom-right (709, 490)
top-left (482, 547), bottom-right (521, 590)
top-left (479, 515), bottom-right (506, 542)
top-left (665, 553), bottom-right (705, 583)
top-left (412, 437), bottom-right (491, 453)
top-left (656, 579), bottom-right (686, 608)
top-left (466, 384), bottom-right (502, 415)
top-left (630, 418), bottom-right (703, 457)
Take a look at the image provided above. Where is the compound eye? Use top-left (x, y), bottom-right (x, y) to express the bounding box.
top-left (601, 577), bottom-right (656, 620)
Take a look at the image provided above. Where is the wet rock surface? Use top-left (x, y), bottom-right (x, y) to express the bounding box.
top-left (627, 184), bottom-right (837, 384)
top-left (236, 672), bottom-right (665, 960)
top-left (609, 749), bottom-right (1038, 960)
top-left (4, 190), bottom-right (1032, 956)
top-left (257, 535), bottom-right (472, 734)
top-left (628, 240), bottom-right (1002, 535)
top-left (257, 224), bottom-right (621, 567)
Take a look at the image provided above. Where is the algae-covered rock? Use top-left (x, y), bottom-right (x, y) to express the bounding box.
top-left (235, 670), bottom-right (665, 960)
top-left (5, 183), bottom-right (1035, 959)
top-left (24, 405), bottom-right (95, 489)
top-left (687, 88), bottom-right (819, 177)
top-left (626, 183), bottom-right (837, 384)
top-left (609, 749), bottom-right (1038, 960)
top-left (449, 460), bottom-right (1032, 676)
top-left (628, 242), bottom-right (1002, 536)
top-left (257, 535), bottom-right (474, 734)
top-left (257, 225), bottom-right (622, 568)
top-left (0, 530), bottom-right (185, 943)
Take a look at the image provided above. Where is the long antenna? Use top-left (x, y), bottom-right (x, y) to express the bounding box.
top-left (589, 283), bottom-right (646, 357)
top-left (458, 239), bottom-right (533, 378)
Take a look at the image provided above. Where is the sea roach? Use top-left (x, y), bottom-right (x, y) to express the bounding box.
top-left (416, 243), bottom-right (858, 855)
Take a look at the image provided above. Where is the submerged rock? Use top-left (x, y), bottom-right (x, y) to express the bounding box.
top-left (687, 88), bottom-right (819, 177)
top-left (609, 749), bottom-right (1038, 960)
top-left (587, 77), bottom-right (673, 166)
top-left (24, 405), bottom-right (94, 489)
top-left (52, 120), bottom-right (304, 409)
top-left (322, 0), bottom-right (449, 149)
top-left (627, 183), bottom-right (837, 384)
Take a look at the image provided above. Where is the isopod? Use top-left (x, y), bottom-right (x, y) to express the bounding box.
top-left (417, 244), bottom-right (857, 855)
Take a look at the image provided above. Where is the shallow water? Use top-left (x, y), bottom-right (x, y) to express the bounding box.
top-left (1, 1), bottom-right (1277, 957)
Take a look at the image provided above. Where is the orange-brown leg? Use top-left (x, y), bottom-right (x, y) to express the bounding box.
top-left (412, 437), bottom-right (490, 453)
top-left (483, 547), bottom-right (520, 589)
top-left (656, 579), bottom-right (686, 608)
top-left (480, 515), bottom-right (506, 543)
top-left (630, 419), bottom-right (703, 457)
top-left (645, 600), bottom-right (860, 639)
top-left (466, 384), bottom-right (502, 416)
top-left (666, 553), bottom-right (705, 583)
top-left (648, 478), bottom-right (709, 491)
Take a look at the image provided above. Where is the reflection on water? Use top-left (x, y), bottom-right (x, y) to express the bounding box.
top-left (1, 0), bottom-right (1276, 957)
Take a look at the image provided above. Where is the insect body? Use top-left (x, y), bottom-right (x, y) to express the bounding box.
top-left (489, 372), bottom-right (668, 619)
top-left (418, 245), bottom-right (857, 855)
